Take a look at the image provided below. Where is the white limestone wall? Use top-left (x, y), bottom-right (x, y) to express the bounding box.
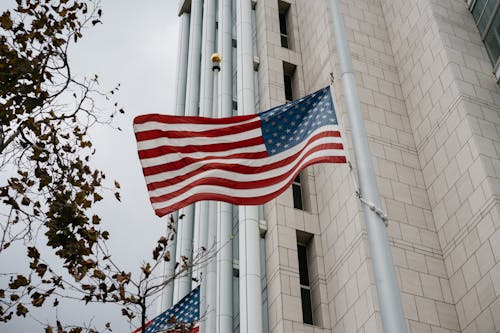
top-left (254, 0), bottom-right (500, 332)
top-left (255, 0), bottom-right (333, 332)
top-left (380, 0), bottom-right (500, 332)
top-left (295, 0), bottom-right (461, 332)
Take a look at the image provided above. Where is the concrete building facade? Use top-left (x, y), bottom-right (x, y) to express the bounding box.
top-left (167, 0), bottom-right (500, 332)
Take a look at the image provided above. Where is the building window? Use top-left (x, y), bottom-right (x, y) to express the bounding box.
top-left (292, 174), bottom-right (303, 210)
top-left (469, 0), bottom-right (500, 72)
top-left (297, 241), bottom-right (313, 325)
top-left (284, 74), bottom-right (293, 101)
top-left (283, 61), bottom-right (296, 102)
top-left (233, 266), bottom-right (240, 332)
top-left (278, 1), bottom-right (290, 48)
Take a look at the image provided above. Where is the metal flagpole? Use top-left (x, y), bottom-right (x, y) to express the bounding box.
top-left (328, 0), bottom-right (407, 332)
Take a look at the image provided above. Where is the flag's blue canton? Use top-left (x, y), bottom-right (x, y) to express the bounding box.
top-left (146, 286), bottom-right (200, 333)
top-left (259, 87), bottom-right (337, 156)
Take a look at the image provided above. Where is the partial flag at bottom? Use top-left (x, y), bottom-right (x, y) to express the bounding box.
top-left (132, 286), bottom-right (200, 333)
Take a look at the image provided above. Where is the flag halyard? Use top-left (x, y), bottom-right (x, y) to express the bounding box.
top-left (134, 86), bottom-right (347, 217)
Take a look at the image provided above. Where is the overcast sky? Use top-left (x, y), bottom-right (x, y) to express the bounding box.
top-left (1, 1), bottom-right (180, 331)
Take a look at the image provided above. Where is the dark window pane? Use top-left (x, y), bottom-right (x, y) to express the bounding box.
top-left (294, 174), bottom-right (301, 183)
top-left (292, 184), bottom-right (303, 210)
top-left (281, 34), bottom-right (288, 48)
top-left (300, 287), bottom-right (313, 325)
top-left (233, 274), bottom-right (240, 330)
top-left (284, 74), bottom-right (293, 101)
top-left (473, 0), bottom-right (488, 23)
top-left (484, 8), bottom-right (500, 65)
top-left (297, 244), bottom-right (309, 285)
top-left (478, 0), bottom-right (497, 34)
top-left (279, 13), bottom-right (287, 35)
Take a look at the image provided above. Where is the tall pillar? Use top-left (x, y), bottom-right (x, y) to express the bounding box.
top-left (160, 8), bottom-right (191, 312)
top-left (205, 199), bottom-right (218, 332)
top-left (197, 0), bottom-right (218, 332)
top-left (174, 0), bottom-right (204, 303)
top-left (216, 0), bottom-right (234, 332)
top-left (236, 1), bottom-right (263, 332)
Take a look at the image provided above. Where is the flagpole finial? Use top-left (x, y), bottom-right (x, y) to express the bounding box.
top-left (211, 53), bottom-right (221, 71)
top-left (211, 53), bottom-right (222, 63)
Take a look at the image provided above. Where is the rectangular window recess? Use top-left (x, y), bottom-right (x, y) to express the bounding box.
top-left (278, 1), bottom-right (291, 48)
top-left (253, 56), bottom-right (260, 71)
top-left (292, 184), bottom-right (303, 210)
top-left (259, 218), bottom-right (267, 235)
top-left (469, 0), bottom-right (500, 67)
top-left (281, 35), bottom-right (289, 48)
top-left (292, 173), bottom-right (303, 210)
top-left (284, 74), bottom-right (293, 102)
top-left (279, 13), bottom-right (287, 35)
top-left (293, 173), bottom-right (301, 183)
top-left (296, 234), bottom-right (315, 326)
top-left (495, 61), bottom-right (500, 82)
top-left (483, 6), bottom-right (500, 64)
top-left (297, 244), bottom-right (310, 285)
top-left (283, 61), bottom-right (296, 102)
top-left (300, 287), bottom-right (313, 325)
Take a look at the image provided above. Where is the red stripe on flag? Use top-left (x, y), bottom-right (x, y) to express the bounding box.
top-left (134, 113), bottom-right (256, 125)
top-left (135, 119), bottom-right (261, 141)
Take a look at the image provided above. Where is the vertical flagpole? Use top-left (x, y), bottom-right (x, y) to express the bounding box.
top-left (328, 1), bottom-right (407, 332)
top-left (236, 0), bottom-right (263, 332)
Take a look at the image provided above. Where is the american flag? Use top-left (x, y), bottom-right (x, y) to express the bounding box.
top-left (134, 86), bottom-right (347, 217)
top-left (132, 286), bottom-right (200, 333)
